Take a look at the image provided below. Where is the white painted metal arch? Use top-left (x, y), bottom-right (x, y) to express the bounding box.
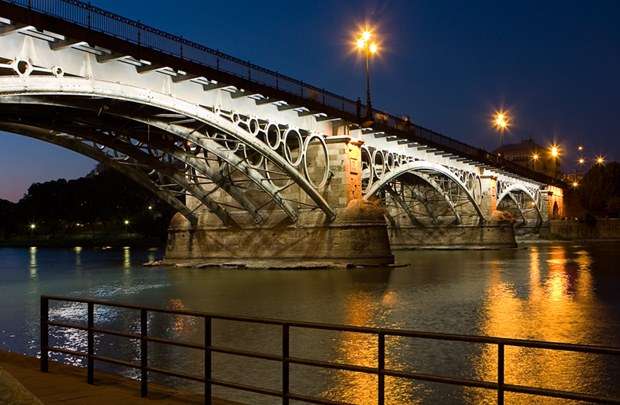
top-left (0, 76), bottom-right (336, 221)
top-left (363, 160), bottom-right (485, 221)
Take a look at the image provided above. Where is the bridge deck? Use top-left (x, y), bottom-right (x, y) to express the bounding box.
top-left (0, 351), bottom-right (235, 405)
top-left (0, 0), bottom-right (561, 187)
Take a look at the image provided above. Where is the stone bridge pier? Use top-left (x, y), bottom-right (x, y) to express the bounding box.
top-left (165, 137), bottom-right (395, 267)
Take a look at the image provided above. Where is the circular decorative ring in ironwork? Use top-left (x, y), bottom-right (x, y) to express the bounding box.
top-left (51, 66), bottom-right (64, 78)
top-left (385, 152), bottom-right (396, 172)
top-left (264, 123), bottom-right (281, 150)
top-left (248, 118), bottom-right (260, 136)
top-left (361, 145), bottom-right (374, 193)
top-left (303, 134), bottom-right (330, 189)
top-left (282, 128), bottom-right (303, 166)
top-left (13, 59), bottom-right (32, 77)
top-left (371, 149), bottom-right (386, 180)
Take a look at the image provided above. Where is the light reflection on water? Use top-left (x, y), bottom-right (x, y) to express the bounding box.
top-left (1, 242), bottom-right (619, 404)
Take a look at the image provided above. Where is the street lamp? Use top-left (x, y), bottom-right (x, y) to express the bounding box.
top-left (595, 155), bottom-right (605, 165)
top-left (549, 144), bottom-right (560, 159)
top-left (491, 109), bottom-right (511, 146)
top-left (354, 27), bottom-right (380, 121)
top-left (548, 144), bottom-right (560, 177)
top-left (572, 181), bottom-right (579, 188)
top-left (531, 152), bottom-right (539, 170)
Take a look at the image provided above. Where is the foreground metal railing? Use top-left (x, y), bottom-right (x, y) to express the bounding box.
top-left (40, 295), bottom-right (620, 404)
top-left (0, 0), bottom-right (563, 186)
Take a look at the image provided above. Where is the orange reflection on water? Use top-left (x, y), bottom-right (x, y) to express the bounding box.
top-left (321, 291), bottom-right (377, 404)
top-left (168, 298), bottom-right (197, 335)
top-left (472, 244), bottom-right (601, 402)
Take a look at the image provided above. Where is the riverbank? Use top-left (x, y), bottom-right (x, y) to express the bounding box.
top-left (0, 350), bottom-right (236, 404)
top-left (546, 218), bottom-right (620, 240)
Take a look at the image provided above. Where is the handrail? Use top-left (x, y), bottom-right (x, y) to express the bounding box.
top-left (40, 295), bottom-right (620, 404)
top-left (0, 0), bottom-right (564, 187)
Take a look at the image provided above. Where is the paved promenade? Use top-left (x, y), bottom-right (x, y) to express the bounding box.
top-left (0, 351), bottom-right (235, 404)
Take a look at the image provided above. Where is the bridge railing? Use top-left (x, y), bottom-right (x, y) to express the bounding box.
top-left (40, 295), bottom-right (620, 405)
top-left (2, 0), bottom-right (562, 186)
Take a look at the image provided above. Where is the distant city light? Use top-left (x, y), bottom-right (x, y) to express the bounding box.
top-left (578, 157), bottom-right (585, 165)
top-left (492, 109), bottom-right (511, 133)
top-left (531, 153), bottom-right (539, 161)
top-left (577, 145), bottom-right (584, 152)
top-left (572, 181), bottom-right (579, 188)
top-left (147, 205), bottom-right (153, 211)
top-left (123, 219), bottom-right (130, 225)
top-left (595, 155), bottom-right (606, 165)
top-left (29, 223), bottom-right (36, 230)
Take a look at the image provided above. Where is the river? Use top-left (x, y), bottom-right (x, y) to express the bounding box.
top-left (0, 242), bottom-right (619, 404)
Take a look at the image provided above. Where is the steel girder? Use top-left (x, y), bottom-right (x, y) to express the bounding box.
top-left (0, 122), bottom-right (200, 225)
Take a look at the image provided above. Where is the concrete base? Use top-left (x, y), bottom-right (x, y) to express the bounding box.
top-left (388, 224), bottom-right (517, 250)
top-left (165, 201), bottom-right (394, 267)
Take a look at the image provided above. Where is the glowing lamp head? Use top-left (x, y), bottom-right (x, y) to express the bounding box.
top-left (532, 153), bottom-right (539, 161)
top-left (29, 223), bottom-right (36, 230)
top-left (369, 42), bottom-right (379, 54)
top-left (578, 157), bottom-right (585, 165)
top-left (356, 38), bottom-right (366, 49)
top-left (595, 155), bottom-right (605, 165)
top-left (361, 30), bottom-right (371, 42)
top-left (123, 219), bottom-right (130, 226)
top-left (577, 145), bottom-right (583, 152)
top-left (492, 110), bottom-right (511, 132)
top-left (572, 181), bottom-right (579, 188)
top-left (549, 144), bottom-right (560, 159)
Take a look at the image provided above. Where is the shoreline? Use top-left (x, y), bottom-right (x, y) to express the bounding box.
top-left (0, 350), bottom-right (237, 404)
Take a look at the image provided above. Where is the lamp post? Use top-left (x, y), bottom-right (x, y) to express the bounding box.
top-left (355, 28), bottom-right (379, 122)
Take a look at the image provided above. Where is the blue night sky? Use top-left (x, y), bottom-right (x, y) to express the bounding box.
top-left (1, 0), bottom-right (619, 201)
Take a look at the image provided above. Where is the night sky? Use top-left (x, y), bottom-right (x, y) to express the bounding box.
top-left (1, 0), bottom-right (618, 201)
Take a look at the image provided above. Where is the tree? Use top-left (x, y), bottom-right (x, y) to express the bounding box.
top-left (578, 162), bottom-right (620, 217)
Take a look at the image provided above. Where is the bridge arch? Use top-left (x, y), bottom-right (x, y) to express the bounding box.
top-left (363, 161), bottom-right (485, 225)
top-left (496, 184), bottom-right (543, 227)
top-left (0, 76), bottom-right (337, 225)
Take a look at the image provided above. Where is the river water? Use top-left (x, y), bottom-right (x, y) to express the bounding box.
top-left (0, 243), bottom-right (619, 404)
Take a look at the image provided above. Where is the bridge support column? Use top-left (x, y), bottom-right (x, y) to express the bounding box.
top-left (164, 137), bottom-right (394, 268)
top-left (480, 175), bottom-right (498, 219)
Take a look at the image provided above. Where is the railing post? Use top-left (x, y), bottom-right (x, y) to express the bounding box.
top-left (377, 332), bottom-right (385, 405)
top-left (40, 296), bottom-right (49, 373)
top-left (378, 332), bottom-right (385, 405)
top-left (282, 324), bottom-right (290, 405)
top-left (140, 309), bottom-right (148, 398)
top-left (204, 316), bottom-right (212, 405)
top-left (497, 343), bottom-right (504, 405)
top-left (87, 302), bottom-right (94, 384)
